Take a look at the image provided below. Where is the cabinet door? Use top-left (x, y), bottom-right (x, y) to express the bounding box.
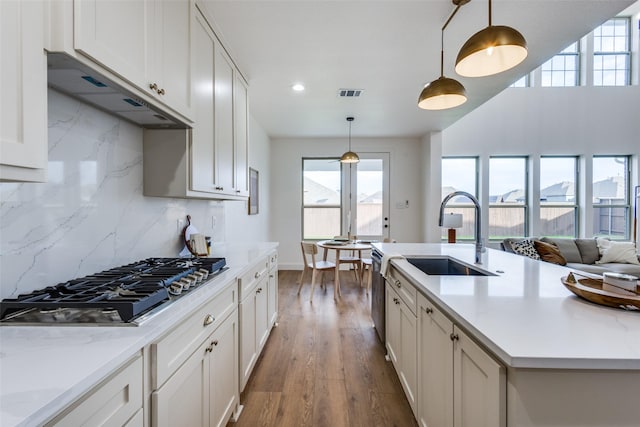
top-left (152, 340), bottom-right (209, 427)
top-left (255, 278), bottom-right (270, 351)
top-left (239, 293), bottom-right (257, 391)
top-left (155, 0), bottom-right (192, 117)
top-left (418, 298), bottom-right (454, 427)
top-left (0, 0), bottom-right (47, 182)
top-left (74, 0), bottom-right (150, 90)
top-left (233, 74), bottom-right (249, 196)
top-left (209, 311), bottom-right (239, 427)
top-left (399, 300), bottom-right (417, 415)
top-left (385, 284), bottom-right (401, 368)
top-left (190, 10), bottom-right (216, 193)
top-left (214, 42), bottom-right (235, 194)
top-left (453, 326), bottom-right (506, 427)
top-left (268, 268), bottom-right (278, 327)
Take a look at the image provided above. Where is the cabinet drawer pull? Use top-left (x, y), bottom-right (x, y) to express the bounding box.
top-left (256, 287), bottom-right (263, 294)
top-left (149, 82), bottom-right (159, 91)
top-left (269, 274), bottom-right (274, 278)
top-left (450, 333), bottom-right (459, 341)
top-left (205, 345), bottom-right (213, 353)
top-left (393, 297), bottom-right (400, 305)
top-left (254, 271), bottom-right (261, 279)
top-left (394, 280), bottom-right (401, 288)
top-left (203, 314), bottom-right (214, 326)
top-left (157, 87), bottom-right (165, 95)
top-left (426, 307), bottom-right (433, 314)
top-left (212, 340), bottom-right (219, 346)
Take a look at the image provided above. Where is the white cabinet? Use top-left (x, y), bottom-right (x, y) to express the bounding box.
top-left (72, 0), bottom-right (192, 119)
top-left (418, 294), bottom-right (506, 427)
top-left (143, 9), bottom-right (249, 201)
top-left (267, 251), bottom-right (279, 327)
top-left (46, 355), bottom-right (143, 426)
top-left (152, 311), bottom-right (238, 427)
top-left (238, 255), bottom-right (272, 391)
top-left (0, 0), bottom-right (47, 182)
top-left (385, 278), bottom-right (418, 415)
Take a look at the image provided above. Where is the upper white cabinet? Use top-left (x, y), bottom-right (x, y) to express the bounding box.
top-left (72, 0), bottom-right (193, 119)
top-left (0, 0), bottom-right (47, 182)
top-left (143, 9), bottom-right (249, 201)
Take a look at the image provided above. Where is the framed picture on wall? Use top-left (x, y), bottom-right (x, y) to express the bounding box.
top-left (249, 168), bottom-right (259, 215)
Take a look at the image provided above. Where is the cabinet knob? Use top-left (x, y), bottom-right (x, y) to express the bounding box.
top-left (203, 314), bottom-right (214, 326)
top-left (157, 88), bottom-right (165, 95)
top-left (149, 82), bottom-right (159, 91)
top-left (393, 297), bottom-right (400, 305)
top-left (236, 190), bottom-right (241, 193)
top-left (212, 340), bottom-right (219, 346)
top-left (426, 307), bottom-right (433, 314)
top-left (205, 345), bottom-right (213, 353)
top-left (255, 272), bottom-right (261, 279)
top-left (269, 274), bottom-right (274, 278)
top-left (450, 333), bottom-right (459, 342)
top-left (256, 287), bottom-right (263, 294)
top-left (395, 280), bottom-right (401, 288)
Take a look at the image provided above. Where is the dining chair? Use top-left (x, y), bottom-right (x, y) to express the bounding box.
top-left (361, 238), bottom-right (396, 294)
top-left (298, 242), bottom-right (336, 302)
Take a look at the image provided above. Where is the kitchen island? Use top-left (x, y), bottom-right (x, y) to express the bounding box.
top-left (374, 242), bottom-right (640, 427)
top-left (0, 242), bottom-right (278, 427)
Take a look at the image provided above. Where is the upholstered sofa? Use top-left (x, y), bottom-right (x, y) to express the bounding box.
top-left (502, 237), bottom-right (640, 276)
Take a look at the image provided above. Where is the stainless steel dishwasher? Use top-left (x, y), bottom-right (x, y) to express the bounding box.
top-left (371, 249), bottom-right (385, 344)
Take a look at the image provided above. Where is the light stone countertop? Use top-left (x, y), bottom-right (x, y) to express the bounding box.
top-left (0, 242), bottom-right (278, 427)
top-left (373, 242), bottom-right (640, 370)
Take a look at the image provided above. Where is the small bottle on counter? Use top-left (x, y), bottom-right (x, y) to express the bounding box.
top-left (205, 236), bottom-right (212, 255)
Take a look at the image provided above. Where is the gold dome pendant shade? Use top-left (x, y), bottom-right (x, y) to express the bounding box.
top-left (417, 4), bottom-right (467, 111)
top-left (455, 0), bottom-right (527, 77)
top-left (340, 117), bottom-right (359, 164)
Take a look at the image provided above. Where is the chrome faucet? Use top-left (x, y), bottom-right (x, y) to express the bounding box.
top-left (439, 191), bottom-right (484, 264)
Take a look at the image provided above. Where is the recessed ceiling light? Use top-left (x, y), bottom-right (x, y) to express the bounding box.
top-left (292, 83), bottom-right (305, 92)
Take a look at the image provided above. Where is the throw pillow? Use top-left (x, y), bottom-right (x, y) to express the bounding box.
top-left (533, 240), bottom-right (567, 265)
top-left (596, 240), bottom-right (640, 265)
top-left (510, 239), bottom-right (541, 260)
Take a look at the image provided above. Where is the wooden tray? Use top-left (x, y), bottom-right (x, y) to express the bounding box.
top-left (561, 273), bottom-right (640, 311)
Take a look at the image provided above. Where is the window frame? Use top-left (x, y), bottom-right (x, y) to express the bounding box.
top-left (441, 156), bottom-right (479, 241)
top-left (488, 156), bottom-right (529, 240)
top-left (593, 17), bottom-right (631, 86)
top-left (540, 41), bottom-right (580, 87)
top-left (539, 156), bottom-right (579, 238)
top-left (592, 155), bottom-right (631, 239)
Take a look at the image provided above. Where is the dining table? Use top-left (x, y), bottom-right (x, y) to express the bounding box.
top-left (316, 239), bottom-right (373, 298)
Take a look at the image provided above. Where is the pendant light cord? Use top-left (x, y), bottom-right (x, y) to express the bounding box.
top-left (348, 120), bottom-right (352, 150)
top-left (439, 4), bottom-right (462, 78)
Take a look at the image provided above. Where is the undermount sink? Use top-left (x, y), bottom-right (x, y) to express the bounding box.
top-left (406, 257), bottom-right (496, 276)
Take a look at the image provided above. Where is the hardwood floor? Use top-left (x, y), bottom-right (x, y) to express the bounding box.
top-left (229, 270), bottom-right (418, 427)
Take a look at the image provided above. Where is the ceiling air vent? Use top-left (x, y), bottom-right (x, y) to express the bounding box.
top-left (338, 89), bottom-right (363, 98)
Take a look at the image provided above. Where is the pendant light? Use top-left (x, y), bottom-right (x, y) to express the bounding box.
top-left (340, 116), bottom-right (359, 164)
top-left (455, 0), bottom-right (527, 77)
top-left (418, 4), bottom-right (467, 110)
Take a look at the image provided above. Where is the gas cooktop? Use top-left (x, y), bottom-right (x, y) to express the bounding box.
top-left (0, 257), bottom-right (226, 325)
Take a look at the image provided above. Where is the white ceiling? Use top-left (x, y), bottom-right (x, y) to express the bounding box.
top-left (201, 0), bottom-right (635, 138)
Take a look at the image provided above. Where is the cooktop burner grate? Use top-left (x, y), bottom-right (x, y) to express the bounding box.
top-left (0, 257), bottom-right (226, 324)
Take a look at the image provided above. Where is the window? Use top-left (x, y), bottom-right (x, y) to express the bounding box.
top-left (541, 42), bottom-right (580, 87)
top-left (489, 157), bottom-right (527, 239)
top-left (510, 74), bottom-right (529, 88)
top-left (593, 18), bottom-right (631, 86)
top-left (592, 156), bottom-right (630, 239)
top-left (540, 157), bottom-right (578, 238)
top-left (302, 158), bottom-right (341, 239)
top-left (441, 157), bottom-right (477, 240)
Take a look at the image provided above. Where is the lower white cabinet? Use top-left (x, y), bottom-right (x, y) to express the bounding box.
top-left (152, 310), bottom-right (238, 427)
top-left (385, 280), bottom-right (417, 415)
top-left (418, 294), bottom-right (506, 427)
top-left (46, 354), bottom-right (143, 426)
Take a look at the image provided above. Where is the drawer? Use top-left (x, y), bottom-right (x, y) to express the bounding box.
top-left (239, 256), bottom-right (269, 300)
top-left (387, 267), bottom-right (417, 315)
top-left (47, 354), bottom-right (142, 427)
top-left (269, 251), bottom-right (278, 270)
top-left (152, 280), bottom-right (237, 389)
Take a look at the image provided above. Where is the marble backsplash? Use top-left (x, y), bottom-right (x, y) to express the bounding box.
top-left (0, 90), bottom-right (227, 300)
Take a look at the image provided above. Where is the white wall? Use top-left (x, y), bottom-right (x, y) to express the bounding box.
top-left (270, 137), bottom-right (424, 269)
top-left (440, 85), bottom-right (640, 245)
top-left (0, 90), bottom-right (271, 299)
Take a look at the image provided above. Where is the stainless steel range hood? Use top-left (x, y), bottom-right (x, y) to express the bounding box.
top-left (47, 53), bottom-right (189, 129)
